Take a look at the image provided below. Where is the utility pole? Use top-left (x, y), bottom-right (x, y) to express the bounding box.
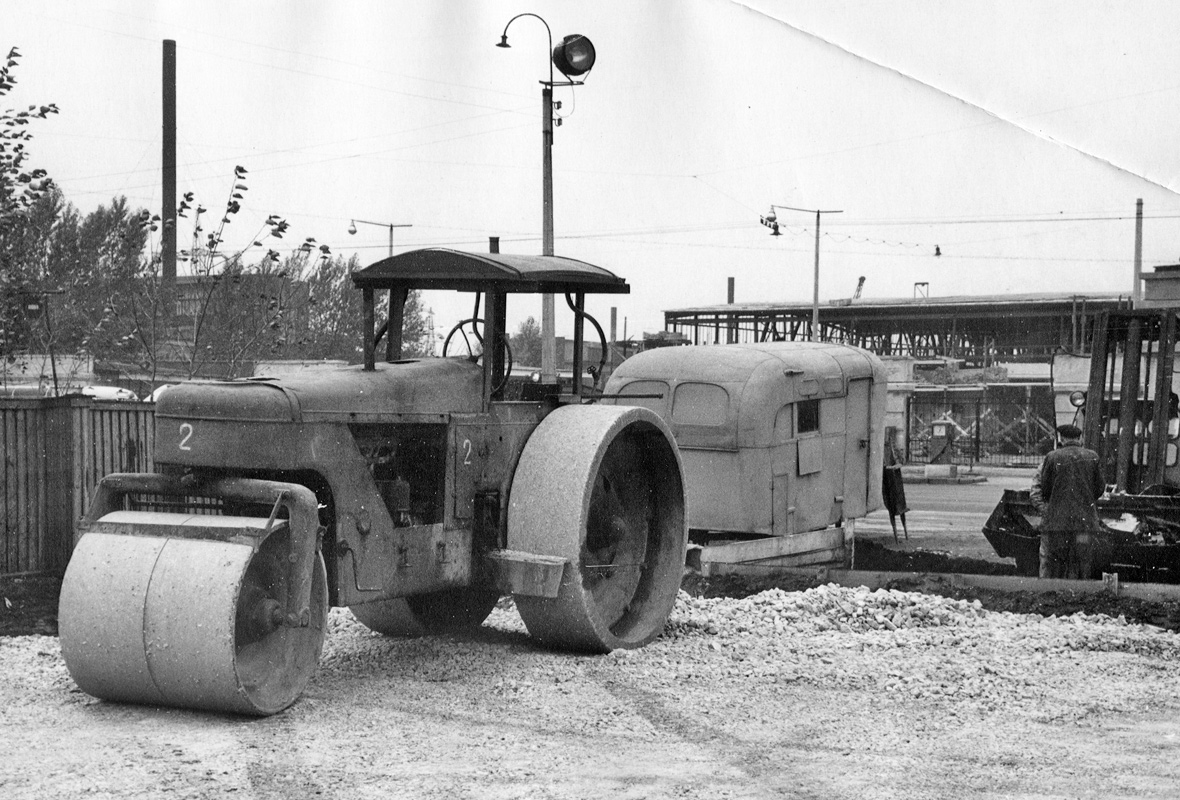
top-left (808, 208), bottom-right (841, 340)
top-left (162, 39), bottom-right (176, 285)
top-left (541, 81), bottom-right (556, 381)
top-left (763, 204), bottom-right (842, 341)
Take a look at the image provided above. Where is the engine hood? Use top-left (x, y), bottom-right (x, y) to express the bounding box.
top-left (155, 358), bottom-right (485, 423)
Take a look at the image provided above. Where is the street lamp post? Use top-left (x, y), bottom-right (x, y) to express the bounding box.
top-left (349, 219), bottom-right (413, 362)
top-left (497, 14), bottom-right (596, 383)
top-left (348, 218), bottom-right (412, 259)
top-left (761, 204), bottom-right (842, 341)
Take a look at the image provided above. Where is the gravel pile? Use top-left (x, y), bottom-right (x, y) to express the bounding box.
top-left (315, 582), bottom-right (1180, 722)
top-left (669, 582), bottom-right (1161, 640)
top-left (602, 583), bottom-right (1179, 720)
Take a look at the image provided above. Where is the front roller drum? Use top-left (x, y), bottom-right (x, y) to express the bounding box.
top-left (509, 405), bottom-right (687, 652)
top-left (59, 522), bottom-right (327, 716)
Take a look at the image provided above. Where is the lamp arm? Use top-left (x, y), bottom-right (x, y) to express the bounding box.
top-left (500, 12), bottom-right (554, 85)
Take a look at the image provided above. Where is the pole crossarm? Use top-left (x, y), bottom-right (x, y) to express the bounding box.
top-left (351, 219), bottom-right (412, 229)
top-left (348, 219), bottom-right (412, 259)
top-left (769, 204), bottom-right (844, 216)
top-left (764, 204), bottom-right (842, 342)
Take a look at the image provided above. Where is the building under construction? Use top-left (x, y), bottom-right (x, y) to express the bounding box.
top-left (664, 290), bottom-right (1130, 365)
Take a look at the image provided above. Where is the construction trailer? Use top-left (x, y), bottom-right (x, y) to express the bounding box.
top-left (603, 341), bottom-right (887, 572)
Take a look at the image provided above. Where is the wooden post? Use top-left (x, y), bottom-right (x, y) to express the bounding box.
top-left (1115, 316), bottom-right (1142, 492)
top-left (386, 286), bottom-right (407, 362)
top-left (362, 288), bottom-right (376, 371)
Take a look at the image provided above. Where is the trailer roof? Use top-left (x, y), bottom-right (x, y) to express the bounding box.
top-left (352, 248), bottom-right (629, 294)
top-left (610, 341), bottom-right (883, 386)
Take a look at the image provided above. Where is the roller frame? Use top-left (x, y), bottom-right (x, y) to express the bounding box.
top-left (80, 472), bottom-right (323, 628)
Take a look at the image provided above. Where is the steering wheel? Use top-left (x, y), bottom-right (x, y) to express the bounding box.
top-left (442, 318), bottom-right (484, 360)
top-left (441, 318), bottom-right (514, 395)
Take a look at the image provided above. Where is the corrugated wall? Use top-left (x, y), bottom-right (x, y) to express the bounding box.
top-left (1, 397), bottom-right (155, 575)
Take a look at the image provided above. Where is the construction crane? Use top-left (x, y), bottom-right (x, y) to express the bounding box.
top-left (830, 276), bottom-right (866, 308)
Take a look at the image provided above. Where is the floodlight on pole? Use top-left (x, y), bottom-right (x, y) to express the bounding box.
top-left (497, 13), bottom-right (595, 383)
top-left (348, 218), bottom-right (412, 259)
top-left (764, 204), bottom-right (843, 341)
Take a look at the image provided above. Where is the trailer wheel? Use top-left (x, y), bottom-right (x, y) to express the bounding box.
top-left (349, 588), bottom-right (499, 636)
top-left (508, 405), bottom-right (687, 652)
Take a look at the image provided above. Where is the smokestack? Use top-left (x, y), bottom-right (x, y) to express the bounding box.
top-left (727, 277), bottom-right (736, 343)
top-left (1133, 198), bottom-right (1143, 306)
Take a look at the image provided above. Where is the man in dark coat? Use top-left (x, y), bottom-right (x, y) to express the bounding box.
top-left (1030, 423), bottom-right (1105, 579)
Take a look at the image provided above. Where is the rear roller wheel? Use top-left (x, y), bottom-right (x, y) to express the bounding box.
top-left (509, 405), bottom-right (687, 652)
top-left (59, 517), bottom-right (327, 716)
top-left (349, 587), bottom-right (499, 636)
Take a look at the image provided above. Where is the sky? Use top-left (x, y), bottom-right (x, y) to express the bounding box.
top-left (6, 0), bottom-right (1180, 347)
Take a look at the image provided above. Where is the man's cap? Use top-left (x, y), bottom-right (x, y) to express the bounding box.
top-left (1056, 423), bottom-right (1083, 439)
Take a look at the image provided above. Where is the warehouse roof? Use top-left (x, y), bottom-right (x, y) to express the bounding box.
top-left (666, 291), bottom-right (1128, 317)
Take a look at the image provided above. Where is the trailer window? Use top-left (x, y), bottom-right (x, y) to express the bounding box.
top-left (797, 398), bottom-right (820, 434)
top-left (672, 382), bottom-right (729, 426)
top-left (614, 380), bottom-right (669, 416)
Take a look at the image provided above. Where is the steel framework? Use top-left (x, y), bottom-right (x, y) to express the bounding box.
top-left (664, 292), bottom-right (1130, 366)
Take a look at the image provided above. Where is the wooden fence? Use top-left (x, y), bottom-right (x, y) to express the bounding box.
top-left (1, 397), bottom-right (155, 575)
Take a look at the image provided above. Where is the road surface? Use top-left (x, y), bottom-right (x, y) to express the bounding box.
top-left (857, 469), bottom-right (1033, 563)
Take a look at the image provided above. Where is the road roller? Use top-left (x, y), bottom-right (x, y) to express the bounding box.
top-left (59, 247), bottom-right (688, 715)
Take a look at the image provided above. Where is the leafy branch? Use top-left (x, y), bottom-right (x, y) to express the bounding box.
top-left (0, 46), bottom-right (58, 222)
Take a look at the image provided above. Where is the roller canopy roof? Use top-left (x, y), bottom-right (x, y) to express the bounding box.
top-left (352, 248), bottom-right (629, 294)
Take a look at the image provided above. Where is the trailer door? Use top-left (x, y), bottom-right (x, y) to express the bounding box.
top-left (842, 378), bottom-right (872, 517)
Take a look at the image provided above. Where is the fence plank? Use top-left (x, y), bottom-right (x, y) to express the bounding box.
top-left (77, 400), bottom-right (91, 526)
top-left (5, 406), bottom-right (17, 573)
top-left (1, 406), bottom-right (9, 573)
top-left (33, 406), bottom-right (44, 571)
top-left (21, 408), bottom-right (37, 572)
top-left (42, 401), bottom-right (68, 572)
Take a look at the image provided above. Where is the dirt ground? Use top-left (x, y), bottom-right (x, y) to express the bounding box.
top-left (4, 543), bottom-right (1180, 799)
top-left (3, 581), bottom-right (1180, 800)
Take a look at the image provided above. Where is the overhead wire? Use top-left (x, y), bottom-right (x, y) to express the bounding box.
top-left (64, 118), bottom-right (538, 201)
top-left (22, 4), bottom-right (1180, 270)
